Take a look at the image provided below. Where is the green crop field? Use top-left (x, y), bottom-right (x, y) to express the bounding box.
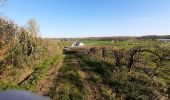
top-left (81, 39), bottom-right (169, 50)
top-left (82, 40), bottom-right (113, 46)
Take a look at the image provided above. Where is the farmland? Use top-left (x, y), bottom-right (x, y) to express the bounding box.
top-left (1, 30), bottom-right (170, 100)
top-left (1, 0), bottom-right (170, 99)
top-left (58, 40), bottom-right (170, 100)
top-left (0, 11), bottom-right (170, 100)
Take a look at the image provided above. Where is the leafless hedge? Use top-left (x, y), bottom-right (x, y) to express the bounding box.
top-left (82, 45), bottom-right (170, 74)
top-left (0, 18), bottom-right (61, 68)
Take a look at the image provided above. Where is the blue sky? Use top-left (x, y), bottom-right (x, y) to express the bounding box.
top-left (1, 0), bottom-right (170, 38)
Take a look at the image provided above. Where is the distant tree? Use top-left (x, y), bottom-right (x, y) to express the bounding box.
top-left (26, 18), bottom-right (39, 37)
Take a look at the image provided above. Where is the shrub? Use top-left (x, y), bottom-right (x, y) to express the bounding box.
top-left (0, 18), bottom-right (61, 68)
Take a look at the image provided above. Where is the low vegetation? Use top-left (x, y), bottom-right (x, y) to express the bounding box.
top-left (48, 54), bottom-right (87, 100)
top-left (73, 43), bottom-right (170, 99)
top-left (0, 18), bottom-right (63, 91)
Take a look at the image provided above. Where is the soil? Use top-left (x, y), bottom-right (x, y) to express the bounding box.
top-left (33, 60), bottom-right (63, 95)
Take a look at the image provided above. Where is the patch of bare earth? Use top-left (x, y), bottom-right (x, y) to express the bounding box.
top-left (34, 60), bottom-right (63, 95)
top-left (76, 59), bottom-right (103, 100)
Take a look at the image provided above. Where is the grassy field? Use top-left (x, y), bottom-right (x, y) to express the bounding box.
top-left (82, 40), bottom-right (113, 46)
top-left (76, 52), bottom-right (169, 99)
top-left (82, 39), bottom-right (170, 49)
top-left (59, 39), bottom-right (170, 99)
top-left (45, 43), bottom-right (170, 99)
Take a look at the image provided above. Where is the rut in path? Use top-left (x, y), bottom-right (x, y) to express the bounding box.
top-left (34, 60), bottom-right (63, 95)
top-left (75, 57), bottom-right (103, 100)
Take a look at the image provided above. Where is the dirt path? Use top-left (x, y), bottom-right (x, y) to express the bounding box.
top-left (76, 58), bottom-right (103, 100)
top-left (34, 60), bottom-right (63, 95)
top-left (34, 53), bottom-right (103, 99)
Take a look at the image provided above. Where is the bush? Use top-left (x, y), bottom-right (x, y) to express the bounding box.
top-left (0, 18), bottom-right (61, 69)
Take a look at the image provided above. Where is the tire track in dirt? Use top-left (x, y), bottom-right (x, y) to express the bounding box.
top-left (34, 60), bottom-right (63, 95)
top-left (18, 68), bottom-right (38, 85)
top-left (75, 57), bottom-right (103, 100)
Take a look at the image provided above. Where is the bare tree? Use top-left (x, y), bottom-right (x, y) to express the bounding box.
top-left (89, 47), bottom-right (98, 55)
top-left (126, 45), bottom-right (170, 74)
top-left (112, 49), bottom-right (126, 67)
top-left (101, 47), bottom-right (107, 59)
top-left (149, 45), bottom-right (170, 74)
top-left (26, 18), bottom-right (39, 37)
top-left (126, 46), bottom-right (145, 72)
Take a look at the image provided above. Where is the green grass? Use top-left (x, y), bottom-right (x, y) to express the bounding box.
top-left (81, 40), bottom-right (169, 50)
top-left (76, 53), bottom-right (169, 100)
top-left (48, 54), bottom-right (87, 100)
top-left (82, 40), bottom-right (113, 46)
top-left (21, 54), bottom-right (63, 90)
top-left (0, 54), bottom-right (63, 91)
top-left (58, 41), bottom-right (72, 47)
